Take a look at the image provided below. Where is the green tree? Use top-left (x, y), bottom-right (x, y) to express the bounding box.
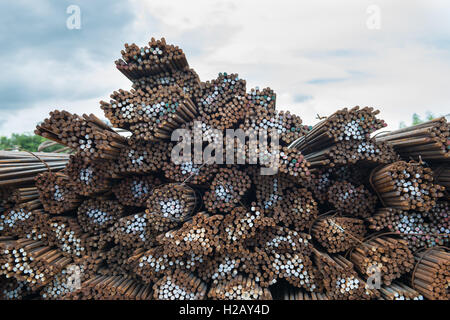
top-left (0, 133), bottom-right (64, 152)
top-left (399, 112), bottom-right (436, 129)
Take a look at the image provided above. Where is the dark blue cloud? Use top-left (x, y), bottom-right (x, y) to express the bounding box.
top-left (0, 0), bottom-right (139, 111)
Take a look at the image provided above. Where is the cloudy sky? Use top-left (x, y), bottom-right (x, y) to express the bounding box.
top-left (1, 0), bottom-right (449, 136)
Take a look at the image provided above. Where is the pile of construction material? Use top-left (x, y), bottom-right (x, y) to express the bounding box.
top-left (1, 37), bottom-right (449, 300)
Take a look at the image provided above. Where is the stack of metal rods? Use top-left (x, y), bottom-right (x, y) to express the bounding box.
top-left (102, 85), bottom-right (198, 141)
top-left (308, 166), bottom-right (370, 204)
top-left (370, 161), bottom-right (445, 211)
top-left (179, 118), bottom-right (224, 144)
top-left (115, 37), bottom-right (189, 80)
top-left (312, 248), bottom-right (375, 300)
top-left (218, 205), bottom-right (275, 254)
top-left (112, 175), bottom-right (161, 207)
top-left (206, 96), bottom-right (251, 131)
top-left (35, 112), bottom-right (127, 162)
top-left (277, 147), bottom-right (312, 179)
top-left (2, 36), bottom-right (450, 301)
top-left (47, 217), bottom-right (89, 259)
top-left (311, 216), bottom-right (367, 253)
top-left (379, 281), bottom-right (424, 300)
top-left (203, 167), bottom-right (251, 213)
top-left (241, 109), bottom-right (307, 146)
top-left (114, 139), bottom-right (171, 175)
top-left (66, 274), bottom-right (152, 300)
top-left (0, 238), bottom-right (72, 290)
top-left (0, 150), bottom-right (69, 187)
top-left (103, 245), bottom-right (138, 276)
top-left (375, 117), bottom-right (449, 162)
top-left (259, 228), bottom-right (321, 291)
top-left (0, 207), bottom-right (47, 238)
top-left (156, 212), bottom-right (223, 258)
top-left (11, 187), bottom-right (40, 206)
top-left (327, 181), bottom-right (378, 218)
top-left (289, 106), bottom-right (387, 153)
top-left (197, 72), bottom-right (246, 117)
top-left (409, 249), bottom-right (449, 300)
top-left (432, 166), bottom-right (450, 198)
top-left (425, 202), bottom-right (450, 236)
top-left (281, 288), bottom-right (329, 300)
top-left (246, 87), bottom-right (276, 113)
top-left (145, 183), bottom-right (196, 222)
top-left (308, 168), bottom-right (334, 204)
top-left (272, 187), bottom-right (318, 231)
top-left (144, 211), bottom-right (180, 236)
top-left (131, 246), bottom-right (203, 284)
top-left (301, 139), bottom-right (398, 169)
top-left (152, 269), bottom-right (207, 300)
top-left (196, 253), bottom-right (241, 285)
top-left (0, 277), bottom-right (32, 300)
top-left (65, 154), bottom-right (111, 196)
top-left (131, 68), bottom-right (202, 99)
top-left (252, 172), bottom-right (295, 210)
top-left (110, 212), bottom-right (156, 249)
top-left (349, 236), bottom-right (414, 286)
top-left (259, 249), bottom-right (320, 291)
top-left (0, 186), bottom-right (14, 211)
top-left (35, 171), bottom-right (82, 214)
top-left (40, 262), bottom-right (89, 300)
top-left (207, 275), bottom-right (273, 300)
top-left (235, 227), bottom-right (321, 290)
top-left (163, 161), bottom-right (218, 185)
top-left (77, 199), bottom-right (124, 234)
top-left (366, 208), bottom-right (448, 251)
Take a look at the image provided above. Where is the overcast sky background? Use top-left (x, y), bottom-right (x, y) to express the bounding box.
top-left (1, 0), bottom-right (449, 136)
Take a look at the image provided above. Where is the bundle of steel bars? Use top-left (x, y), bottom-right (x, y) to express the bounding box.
top-left (1, 37), bottom-right (449, 301)
top-left (375, 117), bottom-right (449, 162)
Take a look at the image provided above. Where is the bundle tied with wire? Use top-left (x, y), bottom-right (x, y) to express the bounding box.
top-left (35, 111), bottom-right (127, 162)
top-left (375, 117), bottom-right (449, 162)
top-left (156, 212), bottom-right (223, 258)
top-left (311, 215), bottom-right (367, 253)
top-left (163, 160), bottom-right (218, 185)
top-left (0, 207), bottom-right (47, 238)
top-left (312, 248), bottom-right (375, 300)
top-left (207, 275), bottom-right (273, 300)
top-left (409, 248), bottom-right (449, 300)
top-left (367, 207), bottom-right (448, 251)
top-left (217, 205), bottom-right (275, 253)
top-left (131, 246), bottom-right (204, 284)
top-left (65, 153), bottom-right (111, 196)
top-left (203, 167), bottom-right (251, 213)
top-left (115, 37), bottom-right (189, 80)
top-left (102, 85), bottom-right (198, 141)
top-left (0, 150), bottom-right (69, 188)
top-left (252, 172), bottom-right (296, 210)
top-left (327, 181), bottom-right (377, 218)
top-left (114, 138), bottom-right (171, 175)
top-left (349, 235), bottom-right (414, 286)
top-left (197, 72), bottom-right (246, 117)
top-left (272, 187), bottom-right (318, 231)
top-left (47, 217), bottom-right (89, 259)
top-left (146, 183), bottom-right (196, 222)
top-left (35, 171), bottom-right (82, 214)
top-left (370, 160), bottom-right (445, 212)
top-left (152, 269), bottom-right (207, 300)
top-left (77, 199), bottom-right (124, 234)
top-left (113, 175), bottom-right (161, 207)
top-left (289, 106), bottom-right (387, 154)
